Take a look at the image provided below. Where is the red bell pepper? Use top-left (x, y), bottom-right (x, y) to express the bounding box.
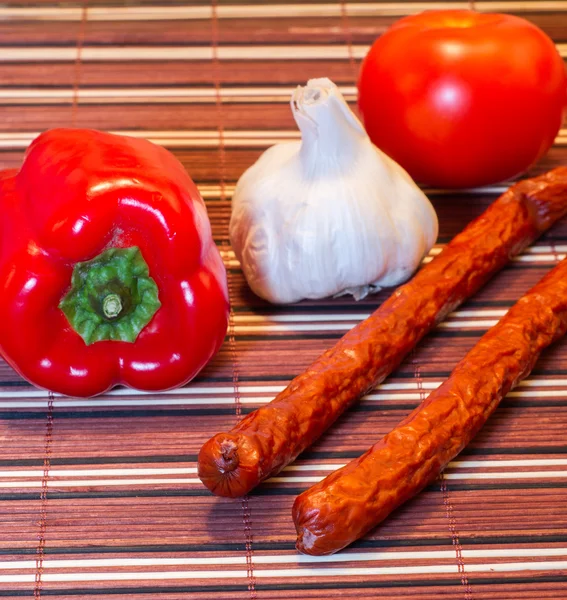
top-left (0, 129), bottom-right (229, 397)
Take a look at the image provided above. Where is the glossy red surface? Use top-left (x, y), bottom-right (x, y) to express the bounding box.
top-left (0, 129), bottom-right (229, 397)
top-left (358, 10), bottom-right (567, 188)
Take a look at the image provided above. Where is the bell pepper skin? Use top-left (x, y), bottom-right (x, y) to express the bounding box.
top-left (0, 128), bottom-right (229, 397)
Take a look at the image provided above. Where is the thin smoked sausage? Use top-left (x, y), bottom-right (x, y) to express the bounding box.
top-left (198, 168), bottom-right (567, 498)
top-left (293, 255), bottom-right (567, 555)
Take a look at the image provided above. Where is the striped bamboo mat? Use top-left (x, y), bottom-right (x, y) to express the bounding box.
top-left (1, 1), bottom-right (567, 598)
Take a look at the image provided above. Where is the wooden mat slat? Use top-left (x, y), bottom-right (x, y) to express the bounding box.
top-left (1, 1), bottom-right (567, 598)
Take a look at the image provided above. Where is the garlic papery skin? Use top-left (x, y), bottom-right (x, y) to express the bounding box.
top-left (229, 77), bottom-right (438, 304)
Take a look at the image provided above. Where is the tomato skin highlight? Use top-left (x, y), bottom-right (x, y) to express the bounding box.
top-left (357, 10), bottom-right (567, 189)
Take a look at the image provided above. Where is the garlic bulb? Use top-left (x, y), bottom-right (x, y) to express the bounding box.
top-left (229, 77), bottom-right (438, 304)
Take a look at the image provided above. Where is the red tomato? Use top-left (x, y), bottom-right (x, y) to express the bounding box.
top-left (357, 10), bottom-right (567, 188)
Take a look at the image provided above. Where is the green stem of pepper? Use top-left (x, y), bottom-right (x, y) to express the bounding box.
top-left (59, 246), bottom-right (161, 346)
top-left (102, 293), bottom-right (123, 319)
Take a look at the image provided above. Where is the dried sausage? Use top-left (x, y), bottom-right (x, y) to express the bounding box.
top-left (198, 169), bottom-right (567, 497)
top-left (293, 256), bottom-right (567, 554)
top-left (198, 168), bottom-right (567, 498)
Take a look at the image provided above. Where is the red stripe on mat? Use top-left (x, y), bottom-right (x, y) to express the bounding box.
top-left (211, 1), bottom-right (257, 597)
top-left (35, 7), bottom-right (87, 593)
top-left (34, 395), bottom-right (54, 599)
top-left (415, 362), bottom-right (474, 598)
top-left (71, 2), bottom-right (88, 127)
top-left (440, 473), bottom-right (474, 599)
top-left (340, 0), bottom-right (357, 78)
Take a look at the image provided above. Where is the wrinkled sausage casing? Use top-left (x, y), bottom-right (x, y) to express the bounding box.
top-left (198, 168), bottom-right (567, 498)
top-left (293, 256), bottom-right (567, 555)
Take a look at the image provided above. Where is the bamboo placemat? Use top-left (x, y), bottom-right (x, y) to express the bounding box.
top-left (0, 1), bottom-right (566, 598)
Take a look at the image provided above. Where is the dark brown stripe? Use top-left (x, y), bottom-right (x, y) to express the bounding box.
top-left (440, 474), bottom-right (473, 600)
top-left (71, 1), bottom-right (87, 126)
top-left (33, 395), bottom-right (53, 600)
top-left (211, 2), bottom-right (257, 597)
